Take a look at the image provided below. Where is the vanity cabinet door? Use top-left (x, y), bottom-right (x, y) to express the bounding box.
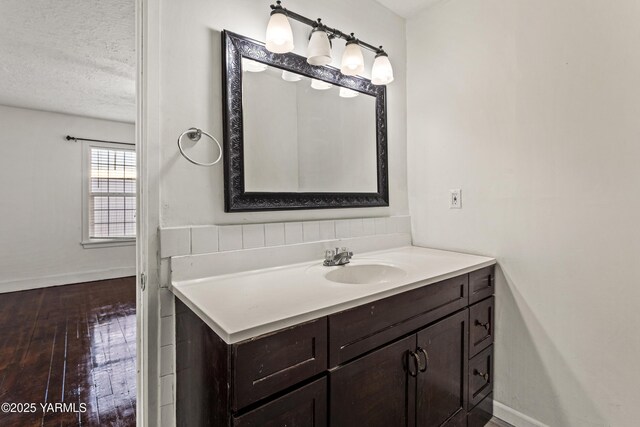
top-left (329, 335), bottom-right (416, 427)
top-left (415, 310), bottom-right (469, 427)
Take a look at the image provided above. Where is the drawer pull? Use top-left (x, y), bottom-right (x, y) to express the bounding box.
top-left (408, 351), bottom-right (420, 377)
top-left (475, 319), bottom-right (491, 332)
top-left (417, 347), bottom-right (429, 373)
top-left (474, 369), bottom-right (490, 382)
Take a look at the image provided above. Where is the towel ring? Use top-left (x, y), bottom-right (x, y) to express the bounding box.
top-left (177, 127), bottom-right (222, 167)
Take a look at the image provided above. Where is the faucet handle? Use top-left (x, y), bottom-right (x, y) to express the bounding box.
top-left (325, 249), bottom-right (335, 260)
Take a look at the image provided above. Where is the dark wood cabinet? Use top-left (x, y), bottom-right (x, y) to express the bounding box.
top-left (416, 310), bottom-right (469, 427)
top-left (176, 265), bottom-right (496, 427)
top-left (330, 335), bottom-right (415, 427)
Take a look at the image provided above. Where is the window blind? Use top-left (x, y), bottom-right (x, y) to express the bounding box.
top-left (89, 147), bottom-right (136, 239)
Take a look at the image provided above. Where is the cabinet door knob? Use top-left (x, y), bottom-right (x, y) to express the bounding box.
top-left (474, 369), bottom-right (490, 382)
top-left (417, 347), bottom-right (429, 373)
top-left (407, 351), bottom-right (420, 377)
top-left (475, 319), bottom-right (491, 332)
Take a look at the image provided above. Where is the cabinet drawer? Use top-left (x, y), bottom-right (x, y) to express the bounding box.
top-left (232, 318), bottom-right (327, 410)
top-left (469, 297), bottom-right (494, 358)
top-left (469, 266), bottom-right (495, 304)
top-left (232, 377), bottom-right (327, 427)
top-left (329, 274), bottom-right (468, 366)
top-left (468, 346), bottom-right (493, 409)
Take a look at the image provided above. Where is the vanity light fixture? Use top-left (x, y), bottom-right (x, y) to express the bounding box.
top-left (307, 26), bottom-right (332, 66)
top-left (265, 2), bottom-right (295, 53)
top-left (265, 1), bottom-right (394, 85)
top-left (339, 87), bottom-right (359, 98)
top-left (340, 35), bottom-right (364, 76)
top-left (371, 50), bottom-right (394, 85)
top-left (311, 79), bottom-right (332, 90)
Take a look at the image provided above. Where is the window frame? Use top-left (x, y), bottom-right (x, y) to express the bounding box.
top-left (81, 140), bottom-right (137, 249)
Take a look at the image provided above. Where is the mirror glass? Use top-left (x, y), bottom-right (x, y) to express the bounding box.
top-left (241, 59), bottom-right (377, 193)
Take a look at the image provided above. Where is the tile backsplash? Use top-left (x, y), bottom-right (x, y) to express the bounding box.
top-left (160, 215), bottom-right (411, 259)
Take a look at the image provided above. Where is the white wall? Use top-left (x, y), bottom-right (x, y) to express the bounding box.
top-left (143, 0), bottom-right (408, 425)
top-left (157, 0), bottom-right (408, 226)
top-left (406, 1), bottom-right (640, 426)
top-left (0, 105), bottom-right (136, 293)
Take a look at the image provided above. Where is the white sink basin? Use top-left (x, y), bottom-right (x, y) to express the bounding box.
top-left (324, 263), bottom-right (407, 285)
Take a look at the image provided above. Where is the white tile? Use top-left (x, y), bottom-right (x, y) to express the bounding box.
top-left (388, 216), bottom-right (400, 233)
top-left (191, 226), bottom-right (219, 254)
top-left (318, 221), bottom-right (335, 240)
top-left (160, 289), bottom-right (174, 317)
top-left (398, 216), bottom-right (412, 233)
top-left (219, 225), bottom-right (243, 251)
top-left (160, 375), bottom-right (174, 405)
top-left (243, 224), bottom-right (265, 249)
top-left (160, 259), bottom-right (171, 288)
top-left (374, 217), bottom-right (388, 235)
top-left (161, 316), bottom-right (174, 346)
top-left (362, 218), bottom-right (375, 236)
top-left (303, 221), bottom-right (321, 242)
top-left (160, 404), bottom-right (176, 427)
top-left (160, 227), bottom-right (191, 258)
top-left (160, 345), bottom-right (174, 376)
top-left (265, 223), bottom-right (285, 246)
top-left (349, 218), bottom-right (365, 237)
top-left (284, 222), bottom-right (303, 244)
top-left (389, 216), bottom-right (411, 233)
top-left (335, 220), bottom-right (351, 238)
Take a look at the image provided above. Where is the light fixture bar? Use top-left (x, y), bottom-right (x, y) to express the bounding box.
top-left (270, 1), bottom-right (387, 55)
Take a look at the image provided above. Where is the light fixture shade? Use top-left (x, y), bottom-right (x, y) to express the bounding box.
top-left (307, 30), bottom-right (332, 66)
top-left (371, 53), bottom-right (394, 85)
top-left (339, 87), bottom-right (359, 98)
top-left (242, 58), bottom-right (267, 73)
top-left (340, 42), bottom-right (364, 76)
top-left (265, 12), bottom-right (294, 54)
top-left (282, 70), bottom-right (302, 82)
top-left (311, 79), bottom-right (332, 90)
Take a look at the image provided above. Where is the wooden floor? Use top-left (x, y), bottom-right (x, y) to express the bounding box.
top-left (0, 277), bottom-right (137, 427)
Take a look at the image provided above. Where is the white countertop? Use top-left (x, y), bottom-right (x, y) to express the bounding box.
top-left (170, 245), bottom-right (495, 344)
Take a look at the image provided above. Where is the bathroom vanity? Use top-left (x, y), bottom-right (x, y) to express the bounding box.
top-left (172, 246), bottom-right (496, 426)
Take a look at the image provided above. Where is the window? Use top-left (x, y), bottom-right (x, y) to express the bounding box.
top-left (82, 143), bottom-right (136, 247)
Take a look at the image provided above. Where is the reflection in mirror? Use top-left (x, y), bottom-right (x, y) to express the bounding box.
top-left (241, 60), bottom-right (377, 194)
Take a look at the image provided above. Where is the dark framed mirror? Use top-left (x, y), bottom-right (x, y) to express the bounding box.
top-left (222, 30), bottom-right (389, 212)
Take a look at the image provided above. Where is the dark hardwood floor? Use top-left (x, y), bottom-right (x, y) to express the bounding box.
top-left (0, 277), bottom-right (137, 426)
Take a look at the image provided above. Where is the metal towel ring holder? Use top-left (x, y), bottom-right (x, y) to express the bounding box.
top-left (177, 127), bottom-right (222, 166)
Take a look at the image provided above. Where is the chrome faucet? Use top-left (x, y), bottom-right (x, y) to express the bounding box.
top-left (324, 247), bottom-right (354, 266)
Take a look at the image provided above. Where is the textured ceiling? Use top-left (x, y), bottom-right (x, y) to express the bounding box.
top-left (375, 0), bottom-right (446, 18)
top-left (0, 0), bottom-right (135, 123)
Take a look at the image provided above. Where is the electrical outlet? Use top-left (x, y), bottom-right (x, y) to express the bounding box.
top-left (450, 189), bottom-right (462, 209)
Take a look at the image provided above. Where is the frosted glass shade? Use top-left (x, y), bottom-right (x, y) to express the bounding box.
top-left (311, 79), bottom-right (332, 90)
top-left (339, 87), bottom-right (359, 98)
top-left (265, 12), bottom-right (294, 54)
top-left (340, 42), bottom-right (364, 76)
top-left (371, 54), bottom-right (394, 85)
top-left (282, 70), bottom-right (302, 82)
top-left (242, 58), bottom-right (267, 73)
top-left (307, 30), bottom-right (332, 66)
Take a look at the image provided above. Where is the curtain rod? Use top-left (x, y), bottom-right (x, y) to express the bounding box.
top-left (65, 135), bottom-right (134, 146)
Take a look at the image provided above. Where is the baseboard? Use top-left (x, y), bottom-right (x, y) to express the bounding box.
top-left (494, 401), bottom-right (550, 427)
top-left (0, 266), bottom-right (136, 293)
